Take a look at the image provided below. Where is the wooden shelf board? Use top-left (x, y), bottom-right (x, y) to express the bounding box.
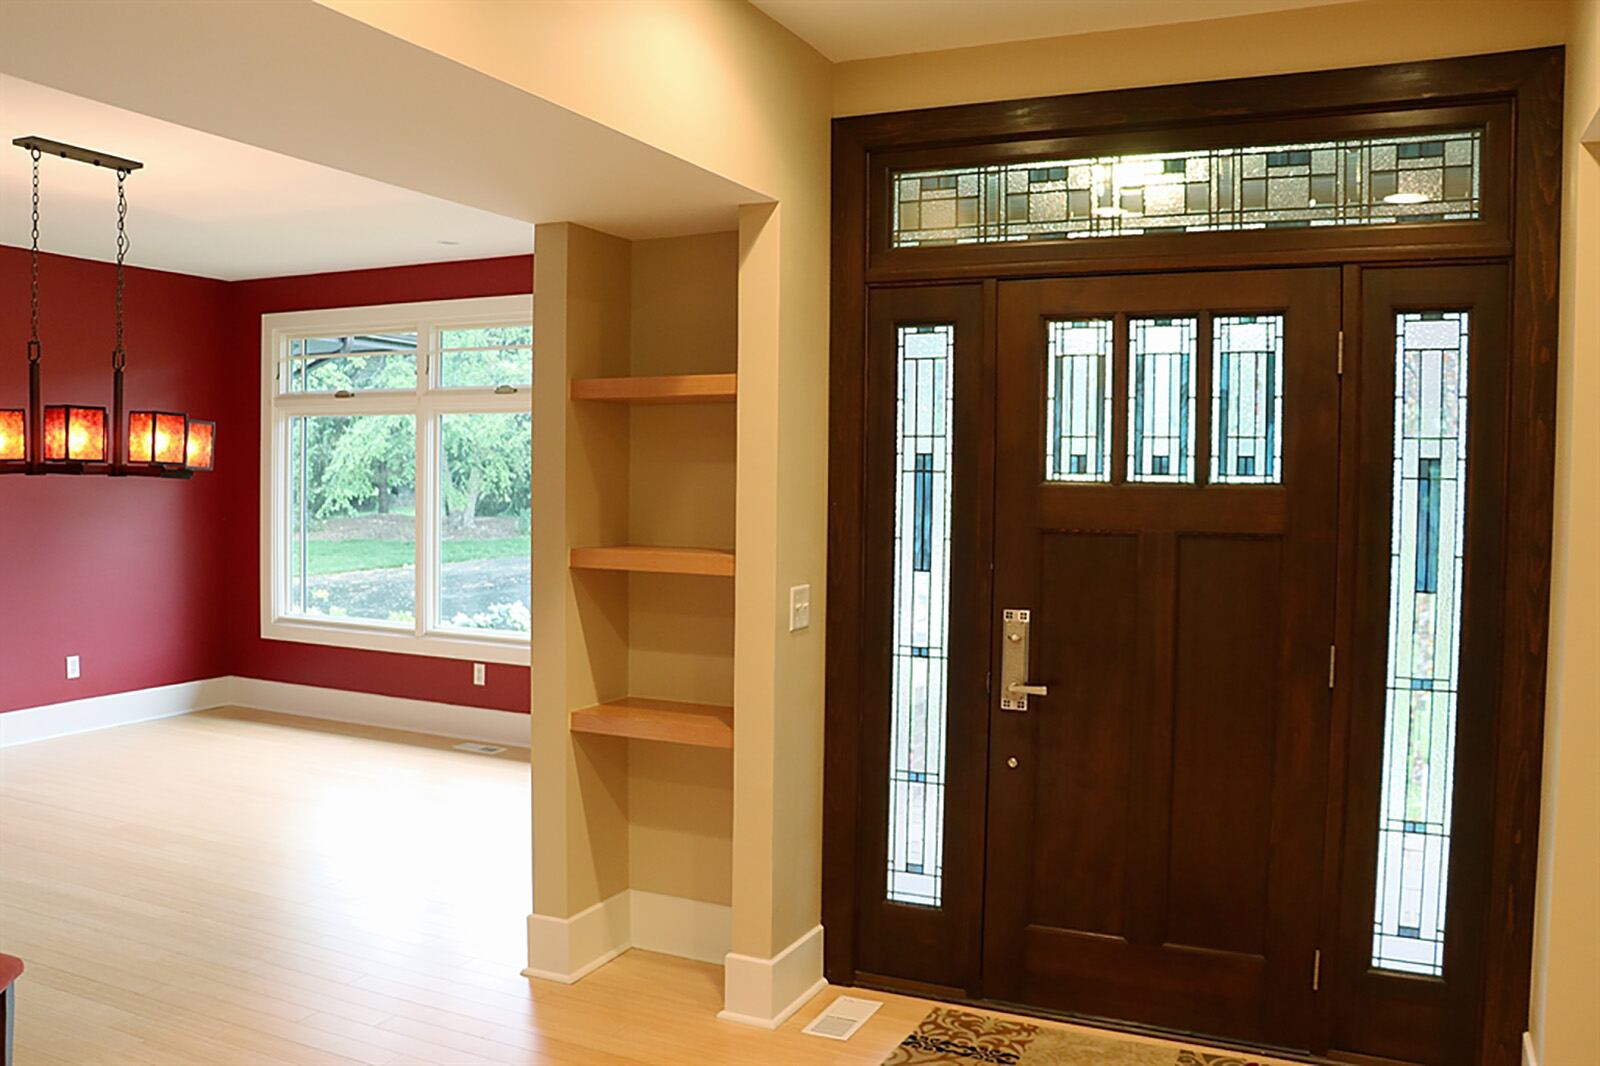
top-left (569, 545), bottom-right (734, 577)
top-left (570, 373), bottom-right (736, 405)
top-left (570, 697), bottom-right (734, 749)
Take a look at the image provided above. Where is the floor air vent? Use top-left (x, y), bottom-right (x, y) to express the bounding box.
top-left (801, 995), bottom-right (882, 1041)
top-left (452, 742), bottom-right (507, 755)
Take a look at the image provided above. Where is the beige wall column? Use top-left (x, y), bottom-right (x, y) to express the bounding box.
top-left (1532, 3), bottom-right (1600, 1063)
top-left (526, 222), bottom-right (634, 981)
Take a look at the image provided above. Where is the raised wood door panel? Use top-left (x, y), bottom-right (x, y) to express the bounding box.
top-left (983, 270), bottom-right (1341, 1049)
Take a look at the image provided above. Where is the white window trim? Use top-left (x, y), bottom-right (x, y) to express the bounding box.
top-left (260, 295), bottom-right (533, 665)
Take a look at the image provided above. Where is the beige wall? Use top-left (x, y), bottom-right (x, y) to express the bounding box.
top-left (834, 0), bottom-right (1568, 115)
top-left (628, 232), bottom-right (739, 907)
top-left (327, 0), bottom-right (833, 959)
top-left (531, 222), bottom-right (634, 918)
top-left (1533, 3), bottom-right (1600, 1064)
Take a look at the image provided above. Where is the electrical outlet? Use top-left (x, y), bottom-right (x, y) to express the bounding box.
top-left (789, 584), bottom-right (811, 632)
top-left (65, 654), bottom-right (80, 680)
top-left (472, 662), bottom-right (486, 686)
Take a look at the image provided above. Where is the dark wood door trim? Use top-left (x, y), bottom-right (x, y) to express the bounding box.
top-left (825, 47), bottom-right (1563, 1066)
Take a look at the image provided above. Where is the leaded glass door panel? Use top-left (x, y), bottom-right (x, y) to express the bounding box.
top-left (982, 270), bottom-right (1341, 1049)
top-left (853, 283), bottom-right (991, 990)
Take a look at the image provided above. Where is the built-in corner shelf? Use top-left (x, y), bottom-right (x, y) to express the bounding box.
top-left (570, 373), bottom-right (737, 405)
top-left (569, 545), bottom-right (735, 577)
top-left (570, 697), bottom-right (734, 749)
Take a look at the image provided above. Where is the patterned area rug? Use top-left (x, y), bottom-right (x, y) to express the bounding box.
top-left (882, 1007), bottom-right (1301, 1066)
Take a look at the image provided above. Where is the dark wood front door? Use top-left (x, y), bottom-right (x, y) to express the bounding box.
top-left (981, 269), bottom-right (1341, 1048)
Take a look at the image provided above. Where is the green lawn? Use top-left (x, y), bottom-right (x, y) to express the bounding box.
top-left (306, 537), bottom-right (530, 576)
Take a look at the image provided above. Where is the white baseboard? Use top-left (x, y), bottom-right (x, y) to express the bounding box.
top-left (524, 891), bottom-right (632, 983)
top-left (2, 675), bottom-right (529, 750)
top-left (229, 676), bottom-right (530, 749)
top-left (523, 888), bottom-right (732, 982)
top-left (0, 677), bottom-right (232, 747)
top-left (1523, 1031), bottom-right (1538, 1066)
top-left (630, 889), bottom-right (732, 965)
top-left (718, 924), bottom-right (827, 1029)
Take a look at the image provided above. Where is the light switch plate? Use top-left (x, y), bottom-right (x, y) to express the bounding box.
top-left (789, 584), bottom-right (811, 632)
top-left (472, 662), bottom-right (486, 686)
top-left (66, 654), bottom-right (80, 680)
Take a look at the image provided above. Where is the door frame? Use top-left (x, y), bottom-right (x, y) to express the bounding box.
top-left (825, 48), bottom-right (1563, 1066)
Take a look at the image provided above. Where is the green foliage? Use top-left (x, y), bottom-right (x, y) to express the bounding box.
top-left (440, 413), bottom-right (533, 523)
top-left (306, 536), bottom-right (530, 576)
top-left (293, 415), bottom-right (416, 519)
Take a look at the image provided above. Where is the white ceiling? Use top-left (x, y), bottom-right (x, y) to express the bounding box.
top-left (752, 0), bottom-right (1359, 63)
top-left (0, 1), bottom-right (762, 281)
top-left (0, 75), bottom-right (533, 281)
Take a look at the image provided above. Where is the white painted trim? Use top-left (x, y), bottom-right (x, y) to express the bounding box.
top-left (260, 294), bottom-right (535, 666)
top-left (718, 924), bottom-right (828, 1029)
top-left (523, 892), bottom-right (631, 984)
top-left (0, 678), bottom-right (232, 747)
top-left (1, 676), bottom-right (528, 750)
top-left (1522, 1031), bottom-right (1538, 1066)
top-left (228, 677), bottom-right (530, 749)
top-left (630, 889), bottom-right (732, 965)
top-left (521, 889), bottom-right (732, 982)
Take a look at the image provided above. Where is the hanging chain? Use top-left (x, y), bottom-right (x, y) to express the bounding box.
top-left (28, 148), bottom-right (41, 363)
top-left (112, 168), bottom-right (128, 370)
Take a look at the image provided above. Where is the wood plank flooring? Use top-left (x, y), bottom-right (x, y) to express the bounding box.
top-left (0, 706), bottom-right (1274, 1065)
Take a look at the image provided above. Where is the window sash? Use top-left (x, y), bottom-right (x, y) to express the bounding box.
top-left (261, 295), bottom-right (532, 663)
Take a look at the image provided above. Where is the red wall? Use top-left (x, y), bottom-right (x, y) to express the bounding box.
top-left (0, 248), bottom-right (233, 712)
top-left (1, 249), bottom-right (533, 715)
top-left (226, 258), bottom-right (533, 712)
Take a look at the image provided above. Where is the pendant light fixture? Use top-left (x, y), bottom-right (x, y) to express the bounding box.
top-left (1, 136), bottom-right (216, 478)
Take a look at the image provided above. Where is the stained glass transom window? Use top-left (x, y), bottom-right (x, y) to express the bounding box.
top-left (887, 324), bottom-right (954, 907)
top-left (1372, 311), bottom-right (1470, 978)
top-left (1128, 318), bottom-right (1196, 483)
top-left (1211, 315), bottom-right (1285, 484)
top-left (891, 130), bottom-right (1481, 247)
top-left (1046, 319), bottom-right (1114, 482)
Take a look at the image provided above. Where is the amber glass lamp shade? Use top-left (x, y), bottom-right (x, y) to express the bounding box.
top-left (184, 420), bottom-right (216, 471)
top-left (129, 410), bottom-right (188, 465)
top-left (43, 405), bottom-right (107, 462)
top-left (0, 409), bottom-right (24, 461)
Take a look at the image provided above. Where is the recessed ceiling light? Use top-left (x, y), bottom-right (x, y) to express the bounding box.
top-left (437, 239), bottom-right (460, 246)
top-left (1383, 192), bottom-right (1430, 205)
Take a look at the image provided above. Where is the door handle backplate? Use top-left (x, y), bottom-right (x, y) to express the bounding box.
top-left (1000, 608), bottom-right (1046, 710)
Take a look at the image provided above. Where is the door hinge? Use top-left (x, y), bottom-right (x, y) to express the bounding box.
top-left (1312, 948), bottom-right (1322, 992)
top-left (985, 669), bottom-right (992, 696)
top-left (1328, 645), bottom-right (1337, 690)
top-left (1337, 330), bottom-right (1345, 376)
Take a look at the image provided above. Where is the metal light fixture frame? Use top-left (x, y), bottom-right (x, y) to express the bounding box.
top-left (1, 136), bottom-right (211, 479)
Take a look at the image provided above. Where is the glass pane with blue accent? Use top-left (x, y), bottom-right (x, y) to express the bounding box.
top-left (1128, 318), bottom-right (1196, 483)
top-left (1045, 319), bottom-right (1114, 482)
top-left (891, 129), bottom-right (1482, 247)
top-left (1211, 315), bottom-right (1285, 484)
top-left (1372, 311), bottom-right (1470, 977)
top-left (887, 325), bottom-right (955, 908)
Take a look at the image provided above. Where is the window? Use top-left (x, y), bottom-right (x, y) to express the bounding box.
top-left (892, 129), bottom-right (1482, 247)
top-left (1371, 311), bottom-right (1470, 977)
top-left (1045, 319), bottom-right (1113, 483)
top-left (262, 296), bottom-right (533, 664)
top-left (887, 324), bottom-right (954, 907)
top-left (1127, 317), bottom-right (1197, 483)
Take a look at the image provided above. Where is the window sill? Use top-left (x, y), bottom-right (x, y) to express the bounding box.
top-left (262, 616), bottom-right (530, 666)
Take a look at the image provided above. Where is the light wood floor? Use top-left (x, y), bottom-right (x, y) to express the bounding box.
top-left (0, 707), bottom-right (1271, 1065)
